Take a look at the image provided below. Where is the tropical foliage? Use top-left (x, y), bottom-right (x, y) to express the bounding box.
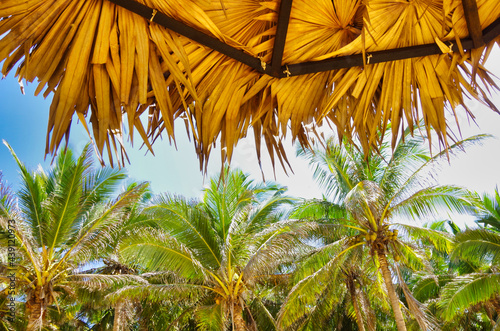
top-left (437, 190), bottom-right (500, 328)
top-left (112, 168), bottom-right (312, 330)
top-left (279, 128), bottom-right (484, 331)
top-left (0, 141), bottom-right (148, 330)
top-left (1, 133), bottom-right (499, 330)
top-left (1, 0), bottom-right (499, 169)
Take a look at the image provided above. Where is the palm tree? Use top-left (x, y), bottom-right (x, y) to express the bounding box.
top-left (409, 220), bottom-right (497, 330)
top-left (113, 168), bottom-right (312, 330)
top-left (437, 189), bottom-right (500, 327)
top-left (282, 128), bottom-right (484, 331)
top-left (278, 200), bottom-right (389, 331)
top-left (0, 141), bottom-right (148, 330)
top-left (69, 182), bottom-right (154, 331)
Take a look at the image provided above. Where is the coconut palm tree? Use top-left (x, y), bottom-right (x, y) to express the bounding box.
top-left (281, 128), bottom-right (484, 331)
top-left (278, 200), bottom-right (391, 331)
top-left (0, 141), bottom-right (148, 330)
top-left (436, 190), bottom-right (500, 327)
top-left (112, 168), bottom-right (312, 330)
top-left (409, 220), bottom-right (497, 330)
top-left (67, 182), bottom-right (155, 331)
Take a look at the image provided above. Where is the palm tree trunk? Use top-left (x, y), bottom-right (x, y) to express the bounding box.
top-left (26, 295), bottom-right (45, 331)
top-left (347, 278), bottom-right (366, 331)
top-left (493, 295), bottom-right (500, 316)
top-left (233, 303), bottom-right (247, 331)
top-left (113, 300), bottom-right (124, 331)
top-left (378, 252), bottom-right (407, 331)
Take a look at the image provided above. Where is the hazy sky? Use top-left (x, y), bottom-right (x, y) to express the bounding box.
top-left (1, 48), bottom-right (500, 219)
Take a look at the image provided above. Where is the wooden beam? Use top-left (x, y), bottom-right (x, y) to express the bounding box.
top-left (284, 39), bottom-right (475, 77)
top-left (461, 0), bottom-right (484, 48)
top-left (270, 0), bottom-right (294, 77)
top-left (483, 16), bottom-right (500, 44)
top-left (107, 0), bottom-right (271, 75)
top-left (108, 0), bottom-right (500, 78)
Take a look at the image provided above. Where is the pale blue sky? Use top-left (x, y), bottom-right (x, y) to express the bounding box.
top-left (1, 50), bottom-right (500, 210)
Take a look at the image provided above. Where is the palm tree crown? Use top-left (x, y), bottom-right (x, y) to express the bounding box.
top-left (115, 168), bottom-right (310, 330)
top-left (280, 128), bottom-right (484, 331)
top-left (0, 141), bottom-right (148, 330)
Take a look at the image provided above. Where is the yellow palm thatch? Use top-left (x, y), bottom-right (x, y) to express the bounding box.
top-left (1, 0), bottom-right (499, 169)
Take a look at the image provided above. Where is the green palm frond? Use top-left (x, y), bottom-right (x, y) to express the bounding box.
top-left (389, 185), bottom-right (480, 221)
top-left (393, 223), bottom-right (454, 253)
top-left (70, 274), bottom-right (149, 290)
top-left (0, 211), bottom-right (42, 274)
top-left (478, 216), bottom-right (500, 232)
top-left (297, 139), bottom-right (355, 202)
top-left (425, 219), bottom-right (455, 232)
top-left (452, 228), bottom-right (500, 265)
top-left (449, 220), bottom-right (464, 235)
top-left (149, 194), bottom-right (222, 270)
top-left (204, 168), bottom-right (255, 240)
top-left (289, 199), bottom-right (359, 247)
top-left (292, 237), bottom-right (359, 281)
top-left (119, 227), bottom-right (206, 280)
top-left (344, 180), bottom-right (384, 230)
top-left (246, 297), bottom-right (277, 331)
top-left (3, 140), bottom-right (48, 249)
top-left (224, 205), bottom-right (256, 267)
top-left (119, 205), bottom-right (157, 235)
top-left (290, 198), bottom-right (347, 221)
top-left (60, 182), bottom-right (150, 266)
top-left (391, 240), bottom-right (430, 272)
top-left (412, 274), bottom-right (455, 302)
top-left (435, 134), bottom-right (492, 161)
top-left (245, 195), bottom-right (296, 235)
top-left (45, 144), bottom-right (92, 254)
top-left (80, 166), bottom-right (127, 210)
top-left (384, 134), bottom-right (491, 213)
top-left (293, 284), bottom-right (342, 331)
top-left (475, 188), bottom-right (500, 231)
top-left (278, 267), bottom-right (342, 330)
top-left (394, 264), bottom-right (437, 331)
top-left (359, 281), bottom-right (384, 331)
top-left (107, 283), bottom-right (206, 304)
top-left (194, 303), bottom-right (226, 331)
top-left (438, 273), bottom-right (500, 321)
top-left (243, 220), bottom-right (317, 282)
top-left (278, 240), bottom-right (360, 329)
top-left (0, 172), bottom-right (15, 219)
top-left (379, 129), bottom-right (428, 198)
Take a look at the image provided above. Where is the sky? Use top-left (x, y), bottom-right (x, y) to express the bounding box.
top-left (1, 48), bottom-right (500, 226)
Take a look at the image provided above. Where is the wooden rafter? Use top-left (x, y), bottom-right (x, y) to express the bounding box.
top-left (287, 39), bottom-right (474, 76)
top-left (107, 0), bottom-right (270, 75)
top-left (462, 0), bottom-right (484, 48)
top-left (108, 0), bottom-right (500, 78)
top-left (484, 17), bottom-right (500, 43)
top-left (270, 0), bottom-right (293, 77)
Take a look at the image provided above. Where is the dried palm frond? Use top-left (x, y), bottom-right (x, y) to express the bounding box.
top-left (1, 0), bottom-right (499, 169)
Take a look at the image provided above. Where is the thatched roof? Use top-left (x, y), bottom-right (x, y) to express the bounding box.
top-left (1, 0), bottom-right (500, 170)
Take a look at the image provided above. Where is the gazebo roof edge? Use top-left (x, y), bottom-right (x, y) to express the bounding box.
top-left (109, 0), bottom-right (500, 78)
